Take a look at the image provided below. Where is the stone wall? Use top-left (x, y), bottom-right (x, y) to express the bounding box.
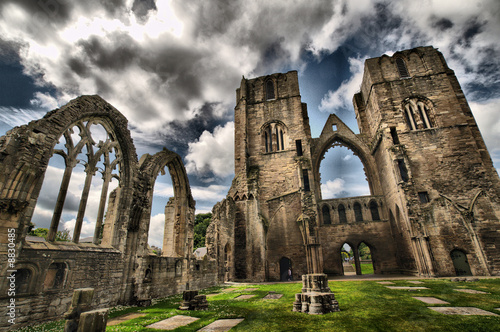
top-left (0, 96), bottom-right (218, 330)
top-left (208, 46), bottom-right (500, 282)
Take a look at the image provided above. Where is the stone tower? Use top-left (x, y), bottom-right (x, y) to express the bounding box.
top-left (207, 46), bottom-right (500, 282)
top-left (352, 46), bottom-right (500, 276)
top-left (209, 71), bottom-right (321, 281)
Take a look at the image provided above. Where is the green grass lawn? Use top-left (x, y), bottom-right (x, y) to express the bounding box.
top-left (18, 278), bottom-right (500, 332)
top-left (360, 263), bottom-right (374, 275)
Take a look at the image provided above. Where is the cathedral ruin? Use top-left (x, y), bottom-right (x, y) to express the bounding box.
top-left (1, 46), bottom-right (499, 328)
top-left (206, 46), bottom-right (500, 282)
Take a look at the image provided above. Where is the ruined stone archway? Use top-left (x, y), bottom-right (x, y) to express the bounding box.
top-left (137, 148), bottom-right (195, 258)
top-left (311, 114), bottom-right (383, 200)
top-left (0, 95), bottom-right (138, 253)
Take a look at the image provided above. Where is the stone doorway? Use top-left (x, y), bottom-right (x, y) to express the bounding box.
top-left (450, 249), bottom-right (472, 276)
top-left (279, 257), bottom-right (292, 281)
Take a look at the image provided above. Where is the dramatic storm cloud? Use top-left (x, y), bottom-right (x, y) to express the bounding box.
top-left (1, 1), bottom-right (500, 245)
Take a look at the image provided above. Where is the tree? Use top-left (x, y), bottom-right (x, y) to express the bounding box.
top-left (193, 213), bottom-right (211, 250)
top-left (29, 224), bottom-right (71, 242)
top-left (358, 242), bottom-right (372, 260)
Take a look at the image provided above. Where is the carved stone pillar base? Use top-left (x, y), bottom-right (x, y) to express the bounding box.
top-left (292, 274), bottom-right (340, 315)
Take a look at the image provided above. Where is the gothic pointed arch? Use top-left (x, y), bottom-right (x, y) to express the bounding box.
top-left (0, 95), bottom-right (138, 250)
top-left (137, 148), bottom-right (195, 257)
top-left (312, 114), bottom-right (383, 199)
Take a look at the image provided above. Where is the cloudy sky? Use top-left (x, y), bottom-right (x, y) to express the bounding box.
top-left (1, 0), bottom-right (499, 247)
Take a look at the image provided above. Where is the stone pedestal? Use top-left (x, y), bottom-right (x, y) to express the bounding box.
top-left (293, 274), bottom-right (340, 314)
top-left (179, 290), bottom-right (208, 310)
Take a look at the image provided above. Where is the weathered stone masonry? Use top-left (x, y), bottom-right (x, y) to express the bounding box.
top-left (0, 96), bottom-right (217, 329)
top-left (207, 46), bottom-right (500, 282)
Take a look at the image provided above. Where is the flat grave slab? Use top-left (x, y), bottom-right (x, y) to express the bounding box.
top-left (198, 318), bottom-right (245, 331)
top-left (429, 307), bottom-right (498, 316)
top-left (377, 281), bottom-right (394, 285)
top-left (235, 294), bottom-right (256, 300)
top-left (146, 315), bottom-right (200, 330)
top-left (107, 312), bottom-right (146, 326)
top-left (385, 286), bottom-right (429, 290)
top-left (412, 297), bottom-right (450, 304)
top-left (407, 281), bottom-right (424, 284)
top-left (495, 308), bottom-right (500, 311)
top-left (243, 288), bottom-right (258, 291)
top-left (263, 293), bottom-right (283, 300)
top-left (222, 287), bottom-right (239, 292)
top-left (455, 289), bottom-right (489, 294)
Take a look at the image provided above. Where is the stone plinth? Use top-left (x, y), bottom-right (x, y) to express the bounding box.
top-left (179, 290), bottom-right (208, 310)
top-left (293, 274), bottom-right (340, 315)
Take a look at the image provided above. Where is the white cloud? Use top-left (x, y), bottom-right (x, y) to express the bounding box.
top-left (63, 218), bottom-right (96, 241)
top-left (191, 184), bottom-right (230, 202)
top-left (185, 121), bottom-right (234, 177)
top-left (319, 57), bottom-right (364, 112)
top-left (0, 107), bottom-right (46, 128)
top-left (148, 213), bottom-right (165, 248)
top-left (470, 98), bottom-right (500, 164)
top-left (321, 178), bottom-right (345, 198)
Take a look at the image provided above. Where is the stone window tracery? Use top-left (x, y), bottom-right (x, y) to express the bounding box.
top-left (403, 98), bottom-right (435, 131)
top-left (42, 120), bottom-right (122, 244)
top-left (262, 122), bottom-right (287, 153)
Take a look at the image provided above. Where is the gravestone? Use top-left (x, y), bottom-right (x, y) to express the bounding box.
top-left (179, 290), bottom-right (208, 310)
top-left (64, 288), bottom-right (109, 332)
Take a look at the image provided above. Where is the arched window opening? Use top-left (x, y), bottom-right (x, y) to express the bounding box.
top-left (319, 145), bottom-right (370, 199)
top-left (15, 269), bottom-right (32, 294)
top-left (32, 121), bottom-right (121, 245)
top-left (369, 201), bottom-right (380, 221)
top-left (275, 126), bottom-right (280, 151)
top-left (353, 202), bottom-right (363, 222)
top-left (279, 257), bottom-right (292, 281)
top-left (44, 262), bottom-right (67, 291)
top-left (403, 99), bottom-right (435, 130)
top-left (322, 205), bottom-right (331, 225)
top-left (358, 242), bottom-right (374, 275)
top-left (266, 80), bottom-right (275, 100)
top-left (175, 260), bottom-right (182, 277)
top-left (450, 249), bottom-right (472, 276)
top-left (144, 268), bottom-right (152, 283)
top-left (340, 243), bottom-right (355, 276)
top-left (262, 122), bottom-right (287, 153)
top-left (265, 132), bottom-right (269, 153)
top-left (148, 165), bottom-right (174, 256)
top-left (338, 204), bottom-right (347, 224)
top-left (395, 57), bottom-right (410, 78)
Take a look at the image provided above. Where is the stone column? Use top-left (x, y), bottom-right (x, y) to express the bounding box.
top-left (73, 162), bottom-right (97, 243)
top-left (48, 157), bottom-right (77, 242)
top-left (353, 246), bottom-right (362, 275)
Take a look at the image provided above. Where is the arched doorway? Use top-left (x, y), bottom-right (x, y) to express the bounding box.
top-left (340, 243), bottom-right (355, 276)
top-left (450, 249), bottom-right (472, 276)
top-left (279, 257), bottom-right (292, 281)
top-left (358, 242), bottom-right (374, 275)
